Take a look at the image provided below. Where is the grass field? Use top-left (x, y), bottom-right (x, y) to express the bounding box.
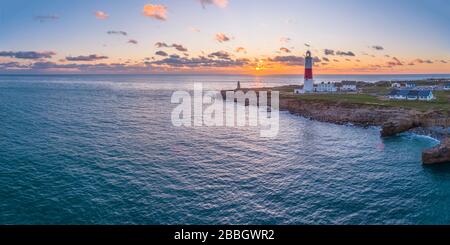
top-left (283, 90), bottom-right (450, 111)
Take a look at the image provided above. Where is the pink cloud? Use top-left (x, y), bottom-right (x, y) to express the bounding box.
top-left (235, 47), bottom-right (246, 53)
top-left (280, 37), bottom-right (291, 43)
top-left (190, 27), bottom-right (200, 33)
top-left (215, 33), bottom-right (231, 43)
top-left (280, 47), bottom-right (291, 53)
top-left (95, 11), bottom-right (109, 20)
top-left (200, 0), bottom-right (228, 8)
top-left (143, 4), bottom-right (167, 21)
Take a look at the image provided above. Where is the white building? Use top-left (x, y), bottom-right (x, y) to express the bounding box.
top-left (388, 89), bottom-right (434, 101)
top-left (316, 82), bottom-right (337, 92)
top-left (444, 83), bottom-right (450, 90)
top-left (407, 90), bottom-right (419, 100)
top-left (391, 82), bottom-right (401, 88)
top-left (418, 90), bottom-right (434, 101)
top-left (405, 82), bottom-right (416, 88)
top-left (341, 81), bottom-right (357, 91)
top-left (388, 89), bottom-right (409, 100)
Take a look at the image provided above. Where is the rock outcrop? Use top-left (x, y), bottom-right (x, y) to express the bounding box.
top-left (380, 120), bottom-right (419, 137)
top-left (423, 139), bottom-right (450, 165)
top-left (281, 98), bottom-right (415, 127)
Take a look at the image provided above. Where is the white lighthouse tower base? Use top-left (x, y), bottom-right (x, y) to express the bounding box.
top-left (304, 79), bottom-right (314, 93)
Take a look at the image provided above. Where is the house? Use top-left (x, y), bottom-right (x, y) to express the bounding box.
top-left (444, 83), bottom-right (450, 90)
top-left (316, 82), bottom-right (337, 93)
top-left (388, 89), bottom-right (435, 101)
top-left (341, 81), bottom-right (357, 91)
top-left (391, 82), bottom-right (401, 88)
top-left (294, 86), bottom-right (305, 94)
top-left (405, 82), bottom-right (416, 88)
top-left (418, 90), bottom-right (434, 101)
top-left (417, 86), bottom-right (436, 91)
top-left (407, 90), bottom-right (419, 100)
top-left (388, 90), bottom-right (397, 99)
top-left (388, 89), bottom-right (409, 100)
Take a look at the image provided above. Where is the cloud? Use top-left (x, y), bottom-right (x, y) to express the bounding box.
top-left (128, 39), bottom-right (138, 45)
top-left (279, 47), bottom-right (291, 53)
top-left (172, 44), bottom-right (188, 52)
top-left (322, 57), bottom-right (330, 62)
top-left (413, 59), bottom-right (433, 64)
top-left (407, 58), bottom-right (435, 65)
top-left (280, 37), bottom-right (291, 43)
top-left (304, 43), bottom-right (310, 48)
top-left (107, 30), bottom-right (127, 36)
top-left (143, 4), bottom-right (167, 21)
top-left (66, 54), bottom-right (108, 62)
top-left (372, 45), bottom-right (384, 51)
top-left (95, 11), bottom-right (109, 20)
top-left (150, 55), bottom-right (249, 68)
top-left (324, 49), bottom-right (355, 57)
top-left (155, 51), bottom-right (169, 56)
top-left (0, 61), bottom-right (159, 74)
top-left (33, 15), bottom-right (59, 22)
top-left (0, 51), bottom-right (56, 59)
top-left (155, 42), bottom-right (188, 52)
top-left (441, 60), bottom-right (448, 64)
top-left (387, 57), bottom-right (403, 66)
top-left (215, 33), bottom-right (231, 42)
top-left (190, 27), bottom-right (200, 33)
top-left (268, 56), bottom-right (305, 66)
top-left (29, 62), bottom-right (149, 73)
top-left (235, 47), bottom-right (246, 53)
top-left (336, 51), bottom-right (356, 56)
top-left (199, 0), bottom-right (228, 8)
top-left (0, 62), bottom-right (28, 69)
top-left (155, 42), bottom-right (170, 48)
top-left (324, 49), bottom-right (335, 56)
top-left (208, 51), bottom-right (231, 60)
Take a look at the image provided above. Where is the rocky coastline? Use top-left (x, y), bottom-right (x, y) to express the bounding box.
top-left (222, 87), bottom-right (450, 164)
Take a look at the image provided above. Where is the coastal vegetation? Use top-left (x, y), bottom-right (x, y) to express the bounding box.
top-left (287, 91), bottom-right (449, 111)
top-left (273, 80), bottom-right (450, 112)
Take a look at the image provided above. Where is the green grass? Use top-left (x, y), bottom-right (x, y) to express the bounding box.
top-left (360, 86), bottom-right (390, 95)
top-left (283, 90), bottom-right (450, 111)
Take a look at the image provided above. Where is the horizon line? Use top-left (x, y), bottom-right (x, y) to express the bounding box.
top-left (1, 73), bottom-right (450, 77)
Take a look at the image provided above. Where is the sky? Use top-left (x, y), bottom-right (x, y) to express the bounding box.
top-left (0, 0), bottom-right (449, 75)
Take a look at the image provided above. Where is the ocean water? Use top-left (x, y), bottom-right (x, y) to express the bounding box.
top-left (0, 74), bottom-right (449, 225)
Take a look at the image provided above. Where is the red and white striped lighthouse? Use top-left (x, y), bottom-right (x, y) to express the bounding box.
top-left (304, 50), bottom-right (313, 80)
top-left (303, 50), bottom-right (314, 92)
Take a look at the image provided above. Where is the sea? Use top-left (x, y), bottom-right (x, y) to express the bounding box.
top-left (0, 74), bottom-right (450, 224)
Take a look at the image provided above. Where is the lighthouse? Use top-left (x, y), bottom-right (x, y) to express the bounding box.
top-left (303, 50), bottom-right (314, 93)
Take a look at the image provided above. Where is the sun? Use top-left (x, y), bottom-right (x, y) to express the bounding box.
top-left (254, 60), bottom-right (265, 71)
